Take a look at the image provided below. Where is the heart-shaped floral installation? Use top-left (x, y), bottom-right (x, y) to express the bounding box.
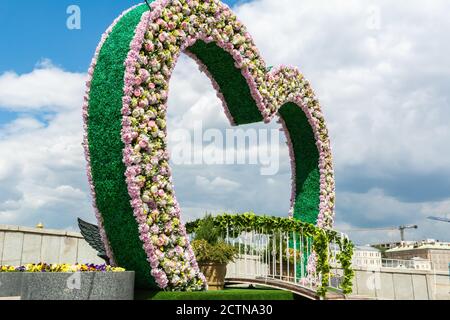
top-left (83, 0), bottom-right (335, 290)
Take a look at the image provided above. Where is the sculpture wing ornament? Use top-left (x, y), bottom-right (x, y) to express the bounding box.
top-left (77, 218), bottom-right (110, 264)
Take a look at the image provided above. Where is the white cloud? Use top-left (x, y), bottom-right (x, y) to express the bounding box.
top-left (0, 117), bottom-right (45, 136)
top-left (0, 63), bottom-right (91, 228)
top-left (235, 0), bottom-right (450, 175)
top-left (336, 189), bottom-right (450, 245)
top-left (167, 56), bottom-right (230, 131)
top-left (195, 175), bottom-right (241, 191)
top-left (0, 60), bottom-right (86, 111)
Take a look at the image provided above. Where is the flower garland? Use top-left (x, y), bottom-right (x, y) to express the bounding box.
top-left (0, 263), bottom-right (125, 273)
top-left (120, 3), bottom-right (206, 291)
top-left (84, 0), bottom-right (336, 291)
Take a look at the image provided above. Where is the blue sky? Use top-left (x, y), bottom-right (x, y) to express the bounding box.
top-left (0, 0), bottom-right (449, 245)
top-left (0, 0), bottom-right (239, 125)
top-left (0, 0), bottom-right (240, 74)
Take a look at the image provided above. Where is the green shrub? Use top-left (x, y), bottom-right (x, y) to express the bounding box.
top-left (190, 214), bottom-right (238, 264)
top-left (193, 214), bottom-right (221, 244)
top-left (191, 239), bottom-right (237, 264)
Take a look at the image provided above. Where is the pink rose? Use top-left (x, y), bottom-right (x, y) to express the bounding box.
top-left (134, 88), bottom-right (142, 97)
top-left (139, 139), bottom-right (148, 149)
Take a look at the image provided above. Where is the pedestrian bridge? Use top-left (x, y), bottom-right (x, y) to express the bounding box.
top-left (186, 213), bottom-right (356, 300)
top-left (225, 277), bottom-right (345, 300)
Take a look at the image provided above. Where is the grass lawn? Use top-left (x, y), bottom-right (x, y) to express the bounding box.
top-left (135, 287), bottom-right (300, 300)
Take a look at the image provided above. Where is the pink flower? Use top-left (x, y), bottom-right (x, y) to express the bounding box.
top-left (139, 223), bottom-right (150, 234)
top-left (139, 139), bottom-right (148, 149)
top-left (122, 132), bottom-right (133, 144)
top-left (140, 68), bottom-right (150, 81)
top-left (158, 32), bottom-right (167, 42)
top-left (145, 41), bottom-right (154, 52)
top-left (150, 259), bottom-right (159, 269)
top-left (139, 98), bottom-right (148, 108)
top-left (150, 224), bottom-right (160, 234)
top-left (168, 22), bottom-right (176, 30)
top-left (134, 77), bottom-right (143, 86)
top-left (150, 157), bottom-right (159, 165)
top-left (133, 88), bottom-right (142, 97)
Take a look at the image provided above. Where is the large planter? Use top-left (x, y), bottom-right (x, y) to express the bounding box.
top-left (198, 263), bottom-right (227, 291)
top-left (0, 271), bottom-right (135, 300)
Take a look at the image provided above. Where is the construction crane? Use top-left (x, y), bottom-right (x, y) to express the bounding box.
top-left (343, 225), bottom-right (418, 241)
top-left (427, 216), bottom-right (450, 223)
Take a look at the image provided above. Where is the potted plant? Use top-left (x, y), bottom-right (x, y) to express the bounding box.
top-left (190, 215), bottom-right (237, 290)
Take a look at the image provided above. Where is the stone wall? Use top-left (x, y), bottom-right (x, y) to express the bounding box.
top-left (350, 267), bottom-right (450, 300)
top-left (0, 225), bottom-right (104, 266)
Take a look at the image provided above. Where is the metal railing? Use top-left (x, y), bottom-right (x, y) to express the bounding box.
top-left (223, 228), bottom-right (347, 293)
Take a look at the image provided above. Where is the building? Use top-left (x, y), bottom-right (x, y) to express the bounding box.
top-left (382, 257), bottom-right (432, 271)
top-left (351, 245), bottom-right (382, 269)
top-left (385, 239), bottom-right (450, 271)
top-left (373, 241), bottom-right (415, 252)
top-left (329, 244), bottom-right (383, 269)
top-left (410, 257), bottom-right (433, 271)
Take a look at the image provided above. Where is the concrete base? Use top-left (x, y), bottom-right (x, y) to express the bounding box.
top-left (0, 271), bottom-right (135, 300)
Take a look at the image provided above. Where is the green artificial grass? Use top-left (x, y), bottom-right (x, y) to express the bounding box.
top-left (135, 288), bottom-right (298, 300)
top-left (278, 103), bottom-right (320, 225)
top-left (187, 41), bottom-right (263, 125)
top-left (87, 4), bottom-right (155, 289)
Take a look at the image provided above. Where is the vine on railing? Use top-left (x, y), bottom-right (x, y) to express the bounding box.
top-left (185, 212), bottom-right (355, 297)
top-left (313, 228), bottom-right (331, 297)
top-left (337, 236), bottom-right (355, 294)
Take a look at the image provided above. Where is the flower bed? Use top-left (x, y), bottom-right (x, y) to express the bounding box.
top-left (0, 263), bottom-right (125, 273)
